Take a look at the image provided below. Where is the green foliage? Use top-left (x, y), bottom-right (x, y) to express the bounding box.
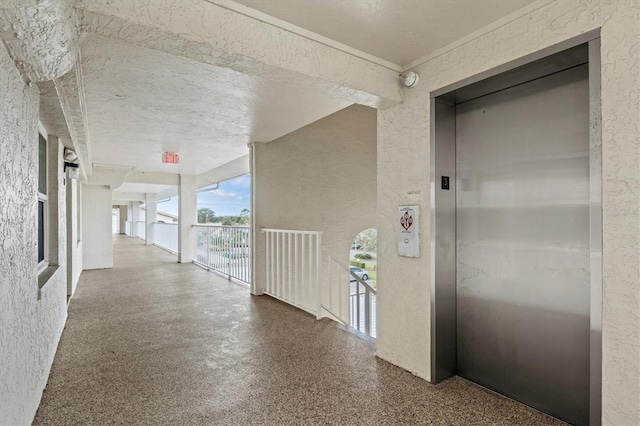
top-left (354, 228), bottom-right (377, 252)
top-left (354, 253), bottom-right (374, 260)
top-left (197, 208), bottom-right (216, 223)
top-left (350, 260), bottom-right (366, 268)
top-left (197, 208), bottom-right (251, 225)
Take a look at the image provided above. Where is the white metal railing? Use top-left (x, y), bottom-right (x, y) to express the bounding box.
top-left (154, 222), bottom-right (178, 254)
top-left (194, 225), bottom-right (251, 283)
top-left (262, 229), bottom-right (321, 317)
top-left (136, 221), bottom-right (146, 241)
top-left (326, 253), bottom-right (377, 337)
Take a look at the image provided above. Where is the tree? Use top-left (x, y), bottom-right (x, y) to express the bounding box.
top-left (239, 208), bottom-right (250, 225)
top-left (198, 208), bottom-right (216, 223)
top-left (354, 228), bottom-right (377, 252)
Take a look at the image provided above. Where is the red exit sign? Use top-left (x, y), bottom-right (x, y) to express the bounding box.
top-left (163, 152), bottom-right (179, 164)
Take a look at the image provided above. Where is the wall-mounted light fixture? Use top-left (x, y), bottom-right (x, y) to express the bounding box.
top-left (64, 148), bottom-right (80, 179)
top-left (401, 71), bottom-right (420, 88)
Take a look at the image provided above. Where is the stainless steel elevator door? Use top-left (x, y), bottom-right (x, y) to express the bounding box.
top-left (455, 64), bottom-right (590, 425)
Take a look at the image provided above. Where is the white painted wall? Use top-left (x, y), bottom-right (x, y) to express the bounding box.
top-left (253, 104), bottom-right (377, 295)
top-left (82, 185), bottom-right (113, 269)
top-left (0, 43), bottom-right (68, 425)
top-left (376, 1), bottom-right (640, 423)
top-left (66, 171), bottom-right (82, 297)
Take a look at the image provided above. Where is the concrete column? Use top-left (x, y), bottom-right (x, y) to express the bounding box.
top-left (145, 193), bottom-right (157, 245)
top-left (131, 202), bottom-right (140, 238)
top-left (126, 203), bottom-right (132, 236)
top-left (178, 175), bottom-right (197, 263)
top-left (118, 205), bottom-right (127, 234)
top-left (82, 185), bottom-right (113, 269)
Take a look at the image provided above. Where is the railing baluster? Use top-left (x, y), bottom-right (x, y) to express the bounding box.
top-left (294, 234), bottom-right (298, 305)
top-left (364, 288), bottom-right (371, 336)
top-left (192, 225), bottom-right (251, 285)
top-left (287, 233), bottom-right (292, 303)
top-left (308, 234), bottom-right (312, 313)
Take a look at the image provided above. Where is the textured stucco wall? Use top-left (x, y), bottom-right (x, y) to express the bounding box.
top-left (82, 185), bottom-right (113, 270)
top-left (253, 104), bottom-right (377, 295)
top-left (376, 0), bottom-right (640, 424)
top-left (0, 0), bottom-right (80, 82)
top-left (0, 42), bottom-right (68, 425)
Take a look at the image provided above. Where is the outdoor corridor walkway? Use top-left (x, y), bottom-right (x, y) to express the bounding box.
top-left (33, 237), bottom-right (562, 425)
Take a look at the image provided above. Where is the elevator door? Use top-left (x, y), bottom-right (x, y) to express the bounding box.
top-left (455, 64), bottom-right (590, 425)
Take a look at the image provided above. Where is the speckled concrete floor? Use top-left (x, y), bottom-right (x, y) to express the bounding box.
top-left (33, 236), bottom-right (564, 425)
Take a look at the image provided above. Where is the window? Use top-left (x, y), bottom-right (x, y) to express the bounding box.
top-left (38, 133), bottom-right (48, 272)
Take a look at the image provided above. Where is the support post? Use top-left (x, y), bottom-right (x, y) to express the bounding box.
top-left (178, 174), bottom-right (196, 263)
top-left (145, 193), bottom-right (156, 246)
top-left (131, 202), bottom-right (140, 238)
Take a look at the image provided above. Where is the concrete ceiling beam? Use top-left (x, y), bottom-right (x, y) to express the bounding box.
top-left (195, 155), bottom-right (249, 189)
top-left (54, 63), bottom-right (92, 179)
top-left (112, 192), bottom-right (145, 202)
top-left (80, 0), bottom-right (402, 109)
top-left (88, 167), bottom-right (180, 190)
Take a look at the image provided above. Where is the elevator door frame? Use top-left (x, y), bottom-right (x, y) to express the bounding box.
top-left (429, 31), bottom-right (602, 424)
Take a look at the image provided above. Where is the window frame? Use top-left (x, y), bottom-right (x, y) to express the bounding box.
top-left (37, 124), bottom-right (49, 274)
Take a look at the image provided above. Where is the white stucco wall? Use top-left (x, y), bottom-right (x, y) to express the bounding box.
top-left (82, 185), bottom-right (113, 269)
top-left (0, 43), bottom-right (68, 425)
top-left (376, 0), bottom-right (640, 424)
top-left (253, 104), bottom-right (377, 294)
top-left (66, 178), bottom-right (82, 296)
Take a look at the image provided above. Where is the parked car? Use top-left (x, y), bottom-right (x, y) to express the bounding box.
top-left (351, 243), bottom-right (362, 250)
top-left (349, 266), bottom-right (369, 282)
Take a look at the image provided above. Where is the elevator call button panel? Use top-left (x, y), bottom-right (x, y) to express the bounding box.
top-left (398, 205), bottom-right (420, 258)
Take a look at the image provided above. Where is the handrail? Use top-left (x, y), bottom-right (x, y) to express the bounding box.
top-left (324, 249), bottom-right (376, 338)
top-left (327, 251), bottom-right (376, 295)
top-left (262, 228), bottom-right (322, 318)
top-left (261, 228), bottom-right (321, 235)
top-left (194, 224), bottom-right (249, 228)
top-left (193, 224), bottom-right (251, 284)
top-left (154, 222), bottom-right (178, 254)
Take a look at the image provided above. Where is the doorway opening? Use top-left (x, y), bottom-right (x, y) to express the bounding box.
top-left (349, 228), bottom-right (377, 337)
top-left (111, 208), bottom-right (119, 234)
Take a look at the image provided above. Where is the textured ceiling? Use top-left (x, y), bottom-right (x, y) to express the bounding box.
top-left (78, 0), bottom-right (534, 182)
top-left (81, 35), bottom-right (350, 175)
top-left (230, 0), bottom-right (534, 66)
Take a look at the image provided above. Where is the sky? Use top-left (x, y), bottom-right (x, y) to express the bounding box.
top-left (158, 174), bottom-right (251, 217)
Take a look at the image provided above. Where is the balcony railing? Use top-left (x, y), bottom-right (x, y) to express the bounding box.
top-left (262, 228), bottom-right (321, 317)
top-left (154, 222), bottom-right (178, 254)
top-left (136, 221), bottom-right (146, 240)
top-left (194, 225), bottom-right (251, 284)
top-left (326, 253), bottom-right (376, 338)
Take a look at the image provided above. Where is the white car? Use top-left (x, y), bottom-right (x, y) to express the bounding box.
top-left (349, 266), bottom-right (369, 282)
